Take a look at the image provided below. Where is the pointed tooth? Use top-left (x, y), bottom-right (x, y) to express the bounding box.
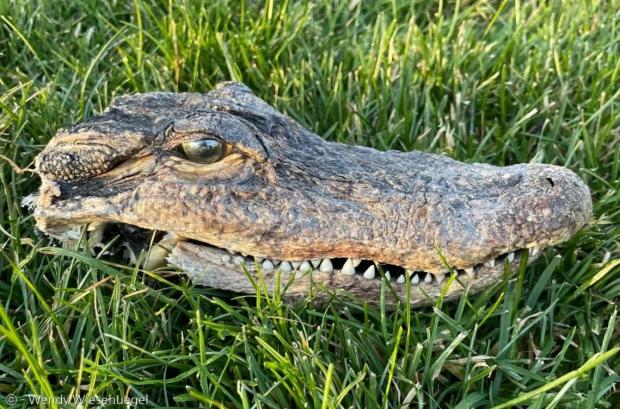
top-left (351, 258), bottom-right (362, 267)
top-left (310, 259), bottom-right (321, 268)
top-left (485, 259), bottom-right (495, 268)
top-left (222, 254), bottom-right (232, 263)
top-left (299, 261), bottom-right (312, 272)
top-left (233, 256), bottom-right (245, 266)
top-left (506, 252), bottom-right (515, 262)
top-left (464, 267), bottom-right (474, 278)
top-left (319, 258), bottom-right (333, 273)
top-left (341, 259), bottom-right (356, 275)
top-left (143, 235), bottom-right (178, 270)
top-left (87, 221), bottom-right (104, 232)
top-left (87, 222), bottom-right (107, 252)
top-left (122, 244), bottom-right (138, 265)
top-left (262, 259), bottom-right (275, 271)
top-left (411, 274), bottom-right (420, 285)
top-left (397, 275), bottom-right (405, 284)
top-left (424, 274), bottom-right (433, 284)
top-left (530, 247), bottom-right (541, 257)
top-left (291, 261), bottom-right (302, 268)
top-left (384, 270), bottom-right (391, 281)
top-left (280, 261), bottom-right (292, 272)
top-left (362, 265), bottom-right (375, 280)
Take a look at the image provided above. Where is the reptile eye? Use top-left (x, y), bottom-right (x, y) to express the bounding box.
top-left (179, 138), bottom-right (226, 164)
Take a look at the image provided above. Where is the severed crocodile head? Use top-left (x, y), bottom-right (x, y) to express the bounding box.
top-left (30, 82), bottom-right (592, 307)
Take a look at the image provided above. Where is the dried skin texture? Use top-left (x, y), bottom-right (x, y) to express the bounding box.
top-left (31, 82), bottom-right (592, 306)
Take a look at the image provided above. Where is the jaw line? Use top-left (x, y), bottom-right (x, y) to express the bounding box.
top-left (165, 238), bottom-right (541, 307)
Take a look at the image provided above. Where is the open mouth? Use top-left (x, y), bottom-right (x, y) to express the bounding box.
top-left (185, 242), bottom-right (538, 285)
top-left (86, 222), bottom-right (542, 293)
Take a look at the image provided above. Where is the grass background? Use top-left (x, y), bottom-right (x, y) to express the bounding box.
top-left (1, 0), bottom-right (619, 407)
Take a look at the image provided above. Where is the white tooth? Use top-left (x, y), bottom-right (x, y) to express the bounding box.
top-left (123, 246), bottom-right (137, 265)
top-left (87, 221), bottom-right (104, 232)
top-left (424, 274), bottom-right (433, 284)
top-left (291, 261), bottom-right (302, 268)
top-left (411, 274), bottom-right (420, 285)
top-left (464, 267), bottom-right (474, 278)
top-left (319, 258), bottom-right (333, 273)
top-left (310, 259), bottom-right (321, 268)
top-left (363, 265), bottom-right (375, 279)
top-left (262, 259), bottom-right (274, 271)
top-left (87, 222), bottom-right (107, 252)
top-left (280, 261), bottom-right (292, 272)
top-left (299, 261), bottom-right (312, 272)
top-left (485, 259), bottom-right (495, 268)
top-left (384, 270), bottom-right (391, 281)
top-left (341, 259), bottom-right (356, 275)
top-left (530, 247), bottom-right (541, 257)
top-left (143, 235), bottom-right (178, 270)
top-left (397, 275), bottom-right (405, 284)
top-left (222, 254), bottom-right (232, 263)
top-left (436, 274), bottom-right (445, 284)
top-left (506, 252), bottom-right (515, 262)
top-left (233, 256), bottom-right (245, 266)
top-left (352, 258), bottom-right (362, 267)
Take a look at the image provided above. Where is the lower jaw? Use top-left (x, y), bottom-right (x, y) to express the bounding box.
top-left (85, 223), bottom-right (541, 307)
top-left (167, 241), bottom-right (537, 307)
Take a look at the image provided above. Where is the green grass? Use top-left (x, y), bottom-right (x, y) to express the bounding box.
top-left (1, 0), bottom-right (619, 407)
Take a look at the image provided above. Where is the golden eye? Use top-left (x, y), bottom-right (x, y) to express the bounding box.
top-left (179, 138), bottom-right (227, 164)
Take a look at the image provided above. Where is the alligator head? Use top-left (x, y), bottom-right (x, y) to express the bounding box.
top-left (30, 82), bottom-right (592, 307)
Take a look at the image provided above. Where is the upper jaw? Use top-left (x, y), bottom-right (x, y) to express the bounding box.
top-left (29, 162), bottom-right (590, 309)
top-left (30, 158), bottom-right (592, 276)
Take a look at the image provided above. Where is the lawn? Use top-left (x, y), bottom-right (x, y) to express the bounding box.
top-left (1, 0), bottom-right (619, 407)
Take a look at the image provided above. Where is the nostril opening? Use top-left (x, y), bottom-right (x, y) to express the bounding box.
top-left (545, 177), bottom-right (555, 187)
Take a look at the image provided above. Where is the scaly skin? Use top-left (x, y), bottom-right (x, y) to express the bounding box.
top-left (30, 82), bottom-right (592, 306)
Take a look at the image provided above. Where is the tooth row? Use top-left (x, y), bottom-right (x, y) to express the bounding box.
top-left (221, 252), bottom-right (453, 286)
top-left (470, 247), bottom-right (544, 273)
top-left (221, 248), bottom-right (536, 286)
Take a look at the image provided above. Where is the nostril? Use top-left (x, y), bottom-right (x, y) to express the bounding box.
top-left (545, 177), bottom-right (555, 187)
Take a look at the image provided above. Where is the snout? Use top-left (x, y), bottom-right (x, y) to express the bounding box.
top-left (435, 163), bottom-right (592, 268)
top-left (512, 164), bottom-right (592, 245)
